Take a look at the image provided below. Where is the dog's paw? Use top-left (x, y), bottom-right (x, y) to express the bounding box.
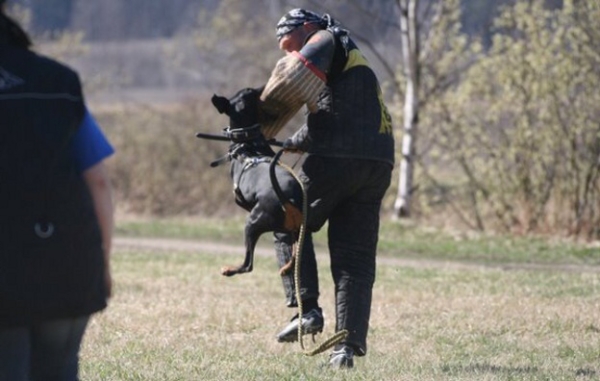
top-left (279, 263), bottom-right (293, 276)
top-left (278, 257), bottom-right (295, 276)
top-left (221, 266), bottom-right (236, 277)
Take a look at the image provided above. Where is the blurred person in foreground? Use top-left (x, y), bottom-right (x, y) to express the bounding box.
top-left (0, 1), bottom-right (115, 380)
top-left (259, 8), bottom-right (394, 369)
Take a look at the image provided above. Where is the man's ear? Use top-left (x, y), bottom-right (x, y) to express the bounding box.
top-left (211, 94), bottom-right (230, 115)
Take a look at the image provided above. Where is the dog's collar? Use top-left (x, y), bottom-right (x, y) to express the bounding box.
top-left (223, 124), bottom-right (262, 143)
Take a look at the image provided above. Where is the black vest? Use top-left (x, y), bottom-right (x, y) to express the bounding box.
top-left (0, 45), bottom-right (107, 326)
top-left (306, 30), bottom-right (395, 166)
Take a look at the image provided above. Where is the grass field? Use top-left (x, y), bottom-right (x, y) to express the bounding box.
top-left (79, 218), bottom-right (600, 380)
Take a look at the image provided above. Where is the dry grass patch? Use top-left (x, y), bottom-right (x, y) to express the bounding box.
top-left (80, 247), bottom-right (600, 380)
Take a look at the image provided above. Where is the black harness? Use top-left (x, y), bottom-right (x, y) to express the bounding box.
top-left (201, 125), bottom-right (277, 210)
top-left (196, 124), bottom-right (292, 211)
top-left (231, 155), bottom-right (272, 210)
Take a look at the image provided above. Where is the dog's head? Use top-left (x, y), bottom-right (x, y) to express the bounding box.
top-left (211, 86), bottom-right (264, 130)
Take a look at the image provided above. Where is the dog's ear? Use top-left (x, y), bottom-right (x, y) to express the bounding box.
top-left (211, 94), bottom-right (231, 115)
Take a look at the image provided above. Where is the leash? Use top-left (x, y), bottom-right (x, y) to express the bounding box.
top-left (272, 150), bottom-right (348, 357)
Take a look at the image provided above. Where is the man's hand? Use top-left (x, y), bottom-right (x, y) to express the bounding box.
top-left (283, 138), bottom-right (302, 153)
top-left (282, 125), bottom-right (310, 153)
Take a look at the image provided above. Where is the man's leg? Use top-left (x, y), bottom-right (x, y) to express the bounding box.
top-left (30, 316), bottom-right (89, 381)
top-left (328, 200), bottom-right (379, 357)
top-left (273, 231), bottom-right (322, 342)
top-left (273, 231), bottom-right (320, 307)
top-left (0, 326), bottom-right (30, 381)
top-left (328, 161), bottom-right (392, 360)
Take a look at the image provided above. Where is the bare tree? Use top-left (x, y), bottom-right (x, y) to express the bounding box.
top-left (284, 0), bottom-right (468, 219)
top-left (395, 0), bottom-right (420, 218)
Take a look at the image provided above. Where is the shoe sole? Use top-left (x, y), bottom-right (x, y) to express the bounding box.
top-left (276, 326), bottom-right (323, 343)
top-left (330, 360), bottom-right (354, 369)
top-left (329, 355), bottom-right (354, 369)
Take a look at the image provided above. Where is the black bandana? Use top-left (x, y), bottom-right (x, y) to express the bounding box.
top-left (275, 8), bottom-right (327, 40)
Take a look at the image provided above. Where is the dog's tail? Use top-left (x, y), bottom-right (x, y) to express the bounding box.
top-left (270, 150), bottom-right (303, 232)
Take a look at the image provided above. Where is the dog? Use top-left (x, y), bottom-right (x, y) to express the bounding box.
top-left (209, 87), bottom-right (303, 277)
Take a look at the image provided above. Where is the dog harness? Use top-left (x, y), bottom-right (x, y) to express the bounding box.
top-left (232, 155), bottom-right (272, 210)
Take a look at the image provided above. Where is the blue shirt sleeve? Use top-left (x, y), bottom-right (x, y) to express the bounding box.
top-left (70, 108), bottom-right (115, 172)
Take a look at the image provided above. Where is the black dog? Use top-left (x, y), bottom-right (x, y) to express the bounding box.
top-left (209, 87), bottom-right (303, 277)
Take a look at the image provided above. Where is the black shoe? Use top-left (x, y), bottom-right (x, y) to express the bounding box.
top-left (329, 346), bottom-right (354, 369)
top-left (276, 308), bottom-right (324, 343)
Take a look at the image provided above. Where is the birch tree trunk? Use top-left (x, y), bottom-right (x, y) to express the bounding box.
top-left (394, 0), bottom-right (420, 218)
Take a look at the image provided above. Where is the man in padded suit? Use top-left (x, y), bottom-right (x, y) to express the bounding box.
top-left (260, 9), bottom-right (394, 369)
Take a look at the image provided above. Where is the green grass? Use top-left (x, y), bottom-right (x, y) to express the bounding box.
top-left (84, 217), bottom-right (600, 379)
top-left (115, 216), bottom-right (246, 242)
top-left (116, 216), bottom-right (600, 266)
top-left (80, 242), bottom-right (600, 380)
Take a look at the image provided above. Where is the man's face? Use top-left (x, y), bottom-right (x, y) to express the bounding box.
top-left (278, 25), bottom-right (306, 53)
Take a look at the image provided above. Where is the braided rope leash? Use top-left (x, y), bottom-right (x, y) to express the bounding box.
top-left (276, 158), bottom-right (348, 356)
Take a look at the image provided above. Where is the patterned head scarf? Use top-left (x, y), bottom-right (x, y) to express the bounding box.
top-left (275, 8), bottom-right (329, 41)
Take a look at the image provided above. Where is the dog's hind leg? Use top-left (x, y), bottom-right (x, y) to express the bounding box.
top-left (220, 209), bottom-right (267, 276)
top-left (278, 231), bottom-right (297, 276)
top-left (221, 229), bottom-right (259, 276)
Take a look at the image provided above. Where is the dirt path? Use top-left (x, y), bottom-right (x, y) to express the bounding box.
top-left (114, 236), bottom-right (600, 274)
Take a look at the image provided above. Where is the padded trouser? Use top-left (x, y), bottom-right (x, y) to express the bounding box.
top-left (327, 197), bottom-right (381, 356)
top-left (274, 231), bottom-right (319, 307)
top-left (278, 155), bottom-right (392, 356)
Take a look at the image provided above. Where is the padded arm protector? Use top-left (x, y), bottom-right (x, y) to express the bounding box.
top-left (260, 52), bottom-right (325, 139)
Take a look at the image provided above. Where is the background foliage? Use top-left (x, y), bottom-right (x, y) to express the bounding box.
top-left (10, 0), bottom-right (600, 239)
top-left (418, 1), bottom-right (600, 238)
